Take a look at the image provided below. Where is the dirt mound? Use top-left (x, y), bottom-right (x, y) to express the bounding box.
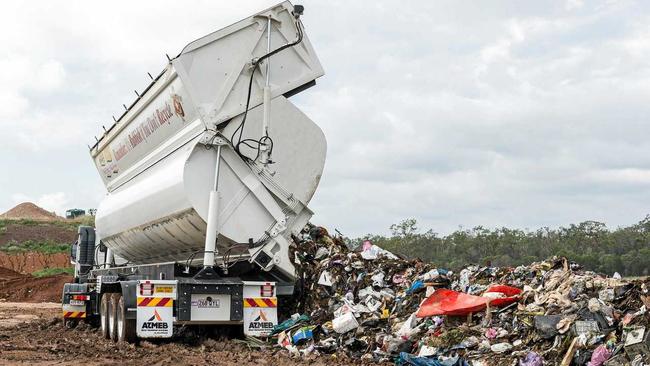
top-left (0, 202), bottom-right (63, 221)
top-left (0, 267), bottom-right (70, 302)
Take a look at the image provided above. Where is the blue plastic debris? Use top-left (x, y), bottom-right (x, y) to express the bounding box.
top-left (407, 280), bottom-right (425, 295)
top-left (291, 326), bottom-right (314, 344)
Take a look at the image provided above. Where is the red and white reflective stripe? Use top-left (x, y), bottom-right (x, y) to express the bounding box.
top-left (140, 281), bottom-right (154, 296)
top-left (71, 295), bottom-right (89, 301)
top-left (260, 283), bottom-right (274, 297)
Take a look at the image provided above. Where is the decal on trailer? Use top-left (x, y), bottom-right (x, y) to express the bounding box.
top-left (137, 297), bottom-right (173, 307)
top-left (136, 297), bottom-right (173, 338)
top-left (63, 311), bottom-right (86, 318)
top-left (243, 298), bottom-right (277, 308)
top-left (154, 286), bottom-right (174, 294)
top-left (243, 297), bottom-right (278, 336)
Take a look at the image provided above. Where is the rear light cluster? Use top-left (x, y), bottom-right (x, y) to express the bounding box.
top-left (260, 283), bottom-right (274, 297)
top-left (140, 282), bottom-right (154, 296)
top-left (71, 295), bottom-right (89, 301)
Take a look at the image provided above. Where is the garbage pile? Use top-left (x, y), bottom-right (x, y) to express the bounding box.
top-left (271, 225), bottom-right (650, 365)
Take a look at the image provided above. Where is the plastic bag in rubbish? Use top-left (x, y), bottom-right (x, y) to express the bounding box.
top-left (490, 342), bottom-right (513, 353)
top-left (360, 242), bottom-right (398, 260)
top-left (519, 352), bottom-right (543, 366)
top-left (587, 344), bottom-right (611, 366)
top-left (407, 280), bottom-right (425, 295)
top-left (271, 314), bottom-right (310, 335)
top-left (397, 313), bottom-right (423, 338)
top-left (318, 270), bottom-right (333, 286)
top-left (332, 312), bottom-right (359, 333)
top-left (372, 272), bottom-right (386, 287)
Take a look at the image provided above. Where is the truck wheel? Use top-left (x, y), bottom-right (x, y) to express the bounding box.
top-left (117, 295), bottom-right (136, 343)
top-left (108, 293), bottom-right (120, 342)
top-left (100, 294), bottom-right (110, 339)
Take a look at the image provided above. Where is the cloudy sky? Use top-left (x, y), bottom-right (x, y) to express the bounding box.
top-left (1, 0), bottom-right (649, 237)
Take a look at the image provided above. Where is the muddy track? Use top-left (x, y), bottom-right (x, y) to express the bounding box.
top-left (0, 303), bottom-right (366, 366)
top-left (0, 268), bottom-right (71, 302)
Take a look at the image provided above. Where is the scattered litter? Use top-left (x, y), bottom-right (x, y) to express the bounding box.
top-left (262, 224), bottom-right (650, 364)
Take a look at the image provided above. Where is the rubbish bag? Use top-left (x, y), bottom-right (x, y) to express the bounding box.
top-left (587, 345), bottom-right (611, 366)
top-left (519, 351), bottom-right (543, 366)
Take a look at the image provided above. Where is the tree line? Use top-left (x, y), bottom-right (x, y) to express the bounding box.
top-left (352, 216), bottom-right (650, 277)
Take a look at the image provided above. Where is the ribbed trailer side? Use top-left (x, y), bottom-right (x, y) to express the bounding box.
top-left (90, 1), bottom-right (325, 280)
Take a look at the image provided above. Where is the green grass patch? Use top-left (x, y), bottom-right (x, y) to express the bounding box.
top-left (0, 218), bottom-right (83, 232)
top-left (0, 240), bottom-right (70, 254)
top-left (32, 267), bottom-right (74, 277)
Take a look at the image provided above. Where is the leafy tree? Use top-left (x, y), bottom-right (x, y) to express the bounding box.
top-left (358, 216), bottom-right (650, 276)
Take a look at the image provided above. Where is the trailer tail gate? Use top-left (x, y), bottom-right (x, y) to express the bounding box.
top-left (243, 281), bottom-right (278, 336)
top-left (136, 280), bottom-right (176, 338)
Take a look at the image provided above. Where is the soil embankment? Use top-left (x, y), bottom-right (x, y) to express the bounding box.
top-left (0, 267), bottom-right (71, 302)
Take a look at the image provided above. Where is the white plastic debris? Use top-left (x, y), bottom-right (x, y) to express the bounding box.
top-left (490, 342), bottom-right (513, 353)
top-left (318, 270), bottom-right (333, 287)
top-left (396, 313), bottom-right (423, 338)
top-left (599, 288), bottom-right (614, 302)
top-left (425, 286), bottom-right (436, 297)
top-left (419, 269), bottom-right (439, 281)
top-left (360, 241), bottom-right (398, 260)
top-left (418, 345), bottom-right (438, 357)
top-left (332, 312), bottom-right (359, 334)
top-left (371, 272), bottom-right (386, 287)
top-left (315, 247), bottom-right (329, 260)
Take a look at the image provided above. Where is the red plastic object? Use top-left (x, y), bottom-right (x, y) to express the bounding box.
top-left (484, 285), bottom-right (522, 307)
top-left (415, 285), bottom-right (521, 318)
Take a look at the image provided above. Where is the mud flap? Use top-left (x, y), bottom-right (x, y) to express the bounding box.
top-left (136, 280), bottom-right (176, 338)
top-left (243, 281), bottom-right (278, 336)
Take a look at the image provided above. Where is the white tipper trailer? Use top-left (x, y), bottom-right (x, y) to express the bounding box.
top-left (61, 1), bottom-right (325, 342)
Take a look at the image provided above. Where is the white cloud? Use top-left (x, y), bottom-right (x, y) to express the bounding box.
top-left (566, 0), bottom-right (585, 11)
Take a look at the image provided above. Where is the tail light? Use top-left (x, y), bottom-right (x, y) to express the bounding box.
top-left (71, 295), bottom-right (89, 301)
top-left (260, 283), bottom-right (274, 297)
top-left (140, 281), bottom-right (154, 296)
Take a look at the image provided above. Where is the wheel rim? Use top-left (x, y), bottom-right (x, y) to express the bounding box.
top-left (117, 304), bottom-right (124, 340)
top-left (108, 299), bottom-right (115, 338)
top-left (101, 301), bottom-right (107, 334)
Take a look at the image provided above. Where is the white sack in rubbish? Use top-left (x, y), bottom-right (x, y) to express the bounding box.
top-left (332, 312), bottom-right (359, 334)
top-left (360, 244), bottom-right (398, 260)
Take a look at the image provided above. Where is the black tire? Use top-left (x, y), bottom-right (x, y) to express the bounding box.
top-left (117, 295), bottom-right (137, 343)
top-left (108, 293), bottom-right (120, 342)
top-left (100, 294), bottom-right (110, 339)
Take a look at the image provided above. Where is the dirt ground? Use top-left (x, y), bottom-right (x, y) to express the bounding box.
top-left (0, 302), bottom-right (365, 366)
top-left (0, 268), bottom-right (72, 303)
